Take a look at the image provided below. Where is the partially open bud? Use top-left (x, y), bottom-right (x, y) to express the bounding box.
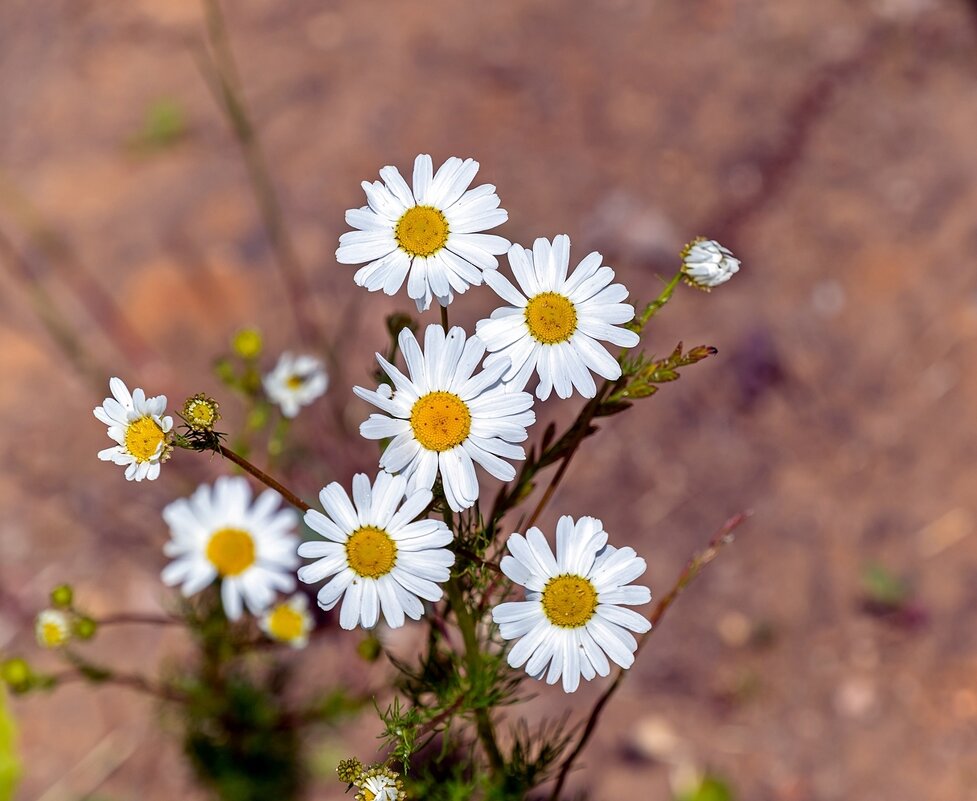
top-left (681, 238), bottom-right (740, 290)
top-left (183, 394), bottom-right (221, 432)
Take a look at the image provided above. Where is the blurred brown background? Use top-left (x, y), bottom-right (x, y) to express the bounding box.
top-left (2, 0), bottom-right (977, 799)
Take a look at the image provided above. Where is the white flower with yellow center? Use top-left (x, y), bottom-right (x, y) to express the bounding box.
top-left (336, 154), bottom-right (510, 311)
top-left (681, 237), bottom-right (740, 289)
top-left (476, 236), bottom-right (640, 401)
top-left (259, 593), bottom-right (314, 648)
top-left (263, 352), bottom-right (329, 419)
top-left (353, 765), bottom-right (406, 801)
top-left (35, 609), bottom-right (71, 649)
top-left (355, 324), bottom-right (535, 512)
top-left (297, 471), bottom-right (455, 630)
top-left (93, 377), bottom-right (173, 481)
top-left (492, 516), bottom-right (652, 693)
top-left (161, 476), bottom-right (300, 621)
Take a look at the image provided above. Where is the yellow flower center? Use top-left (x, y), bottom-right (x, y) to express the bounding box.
top-left (541, 575), bottom-right (598, 628)
top-left (206, 528), bottom-right (256, 577)
top-left (266, 604), bottom-right (306, 642)
top-left (409, 391), bottom-right (471, 452)
top-left (524, 292), bottom-right (578, 344)
top-left (186, 399), bottom-right (216, 427)
top-left (124, 416), bottom-right (166, 462)
top-left (346, 526), bottom-right (397, 579)
top-left (395, 205), bottom-right (449, 257)
top-left (39, 620), bottom-right (68, 648)
top-left (286, 374), bottom-right (305, 390)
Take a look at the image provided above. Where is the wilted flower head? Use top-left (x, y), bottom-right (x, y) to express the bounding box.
top-left (263, 352), bottom-right (328, 419)
top-left (337, 757), bottom-right (364, 785)
top-left (681, 238), bottom-right (740, 290)
top-left (183, 393), bottom-right (221, 432)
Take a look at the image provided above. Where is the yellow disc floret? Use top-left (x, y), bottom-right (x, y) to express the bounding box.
top-left (541, 575), bottom-right (598, 628)
top-left (395, 205), bottom-right (449, 257)
top-left (124, 416), bottom-right (166, 462)
top-left (206, 528), bottom-right (256, 577)
top-left (346, 526), bottom-right (397, 579)
top-left (524, 292), bottom-right (578, 344)
top-left (266, 603), bottom-right (306, 642)
top-left (286, 374), bottom-right (306, 390)
top-left (409, 391), bottom-right (471, 452)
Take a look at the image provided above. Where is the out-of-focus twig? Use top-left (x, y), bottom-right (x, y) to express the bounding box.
top-left (548, 511), bottom-right (751, 801)
top-left (194, 0), bottom-right (328, 358)
top-left (0, 172), bottom-right (161, 372)
top-left (0, 222), bottom-right (103, 388)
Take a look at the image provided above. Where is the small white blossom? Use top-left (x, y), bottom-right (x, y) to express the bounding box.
top-left (263, 352), bottom-right (328, 418)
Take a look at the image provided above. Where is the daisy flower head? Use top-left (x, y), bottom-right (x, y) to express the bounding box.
top-left (492, 516), bottom-right (652, 693)
top-left (161, 476), bottom-right (300, 621)
top-left (353, 765), bottom-right (405, 801)
top-left (476, 235), bottom-right (640, 401)
top-left (681, 237), bottom-right (740, 290)
top-left (263, 352), bottom-right (329, 418)
top-left (336, 154), bottom-right (510, 312)
top-left (259, 593), bottom-right (314, 648)
top-left (93, 377), bottom-right (173, 481)
top-left (35, 609), bottom-right (71, 649)
top-left (297, 471), bottom-right (455, 630)
top-left (355, 324), bottom-right (535, 512)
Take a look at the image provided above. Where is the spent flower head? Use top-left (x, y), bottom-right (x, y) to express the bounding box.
top-left (93, 377), bottom-right (173, 481)
top-left (337, 757), bottom-right (364, 785)
top-left (183, 393), bottom-right (221, 432)
top-left (681, 237), bottom-right (740, 290)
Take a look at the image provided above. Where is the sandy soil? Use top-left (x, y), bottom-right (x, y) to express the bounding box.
top-left (2, 1), bottom-right (977, 800)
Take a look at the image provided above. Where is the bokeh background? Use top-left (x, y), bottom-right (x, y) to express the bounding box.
top-left (2, 0), bottom-right (977, 799)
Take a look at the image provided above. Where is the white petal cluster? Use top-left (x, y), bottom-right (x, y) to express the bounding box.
top-left (355, 324), bottom-right (535, 512)
top-left (337, 154), bottom-right (509, 311)
top-left (94, 377), bottom-right (173, 481)
top-left (298, 471), bottom-right (454, 630)
top-left (477, 235), bottom-right (640, 400)
top-left (161, 477), bottom-right (300, 620)
top-left (681, 238), bottom-right (740, 289)
top-left (263, 352), bottom-right (329, 418)
top-left (493, 516), bottom-right (652, 693)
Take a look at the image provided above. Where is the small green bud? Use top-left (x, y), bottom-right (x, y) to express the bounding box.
top-left (233, 327), bottom-right (263, 360)
top-left (0, 658), bottom-right (31, 693)
top-left (336, 757), bottom-right (363, 785)
top-left (50, 584), bottom-right (73, 609)
top-left (356, 635), bottom-right (382, 663)
top-left (74, 616), bottom-right (98, 640)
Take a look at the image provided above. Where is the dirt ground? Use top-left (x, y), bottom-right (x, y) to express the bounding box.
top-left (3, 1), bottom-right (977, 799)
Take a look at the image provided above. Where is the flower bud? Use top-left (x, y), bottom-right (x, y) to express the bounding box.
top-left (681, 238), bottom-right (740, 290)
top-left (50, 584), bottom-right (74, 609)
top-left (232, 327), bottom-right (263, 360)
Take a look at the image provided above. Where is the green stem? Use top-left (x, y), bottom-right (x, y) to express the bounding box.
top-left (634, 270), bottom-right (683, 332)
top-left (213, 443), bottom-right (311, 512)
top-left (445, 578), bottom-right (504, 774)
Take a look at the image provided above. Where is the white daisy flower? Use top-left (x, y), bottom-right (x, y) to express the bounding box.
top-left (263, 352), bottom-right (329, 419)
top-left (354, 324), bottom-right (535, 512)
top-left (476, 235), bottom-right (640, 401)
top-left (681, 237), bottom-right (740, 289)
top-left (492, 516), bottom-right (652, 693)
top-left (259, 593), bottom-right (314, 648)
top-left (93, 377), bottom-right (173, 481)
top-left (161, 476), bottom-right (300, 621)
top-left (353, 766), bottom-right (405, 801)
top-left (35, 609), bottom-right (71, 649)
top-left (336, 154), bottom-right (510, 311)
top-left (297, 471), bottom-right (454, 630)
